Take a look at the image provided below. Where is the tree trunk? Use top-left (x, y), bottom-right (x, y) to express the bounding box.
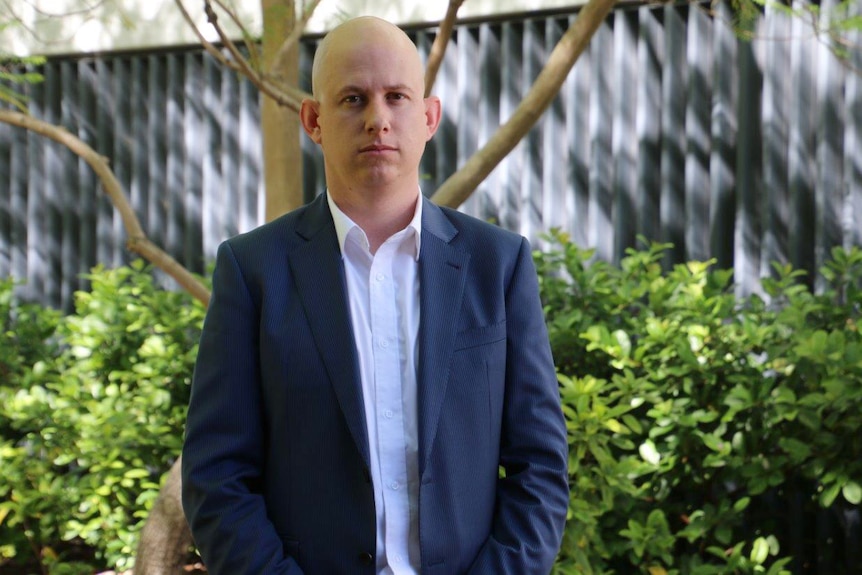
top-left (262, 0), bottom-right (303, 221)
top-left (133, 458), bottom-right (194, 574)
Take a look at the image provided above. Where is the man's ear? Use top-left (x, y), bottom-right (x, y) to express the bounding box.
top-left (300, 98), bottom-right (323, 144)
top-left (424, 95), bottom-right (442, 141)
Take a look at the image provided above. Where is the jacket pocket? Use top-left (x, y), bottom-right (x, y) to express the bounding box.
top-left (280, 536), bottom-right (300, 563)
top-left (454, 320), bottom-right (506, 351)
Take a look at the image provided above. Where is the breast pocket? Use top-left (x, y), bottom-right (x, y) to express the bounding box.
top-left (450, 321), bottom-right (507, 447)
top-left (454, 320), bottom-right (506, 351)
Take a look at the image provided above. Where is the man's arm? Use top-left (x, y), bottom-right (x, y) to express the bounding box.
top-left (467, 237), bottom-right (570, 574)
top-left (181, 241), bottom-right (303, 575)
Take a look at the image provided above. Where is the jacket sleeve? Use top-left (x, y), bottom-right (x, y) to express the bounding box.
top-left (181, 241), bottom-right (304, 575)
top-left (466, 237), bottom-right (570, 574)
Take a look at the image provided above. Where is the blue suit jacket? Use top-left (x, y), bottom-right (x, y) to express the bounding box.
top-left (182, 194), bottom-right (569, 574)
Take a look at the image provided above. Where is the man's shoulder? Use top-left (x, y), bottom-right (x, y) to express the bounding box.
top-left (432, 203), bottom-right (525, 250)
top-left (225, 196), bottom-right (326, 251)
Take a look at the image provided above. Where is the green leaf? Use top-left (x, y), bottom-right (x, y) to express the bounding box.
top-left (750, 537), bottom-right (770, 564)
top-left (843, 482), bottom-right (862, 505)
top-left (639, 440), bottom-right (661, 466)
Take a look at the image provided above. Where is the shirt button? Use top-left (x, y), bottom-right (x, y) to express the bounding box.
top-left (383, 409), bottom-right (394, 419)
top-left (358, 552), bottom-right (374, 566)
top-left (376, 272), bottom-right (385, 282)
top-left (379, 339), bottom-right (389, 349)
top-left (390, 481), bottom-right (400, 490)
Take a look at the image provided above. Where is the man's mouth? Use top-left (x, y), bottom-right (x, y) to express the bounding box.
top-left (360, 144), bottom-right (397, 153)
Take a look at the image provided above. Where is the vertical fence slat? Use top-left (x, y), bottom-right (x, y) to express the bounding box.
top-left (476, 23), bottom-right (502, 227)
top-left (661, 4), bottom-right (687, 266)
top-left (77, 59), bottom-right (99, 292)
top-left (183, 52), bottom-right (203, 272)
top-left (710, 1), bottom-right (737, 272)
top-left (500, 21), bottom-right (524, 233)
top-left (846, 5), bottom-right (862, 252)
top-left (9, 110), bottom-right (26, 286)
top-left (44, 60), bottom-right (63, 305)
top-left (734, 26), bottom-right (763, 296)
top-left (0, 101), bottom-right (11, 279)
top-left (542, 17), bottom-right (568, 238)
top-left (147, 55), bottom-right (167, 255)
top-left (238, 57), bottom-right (262, 233)
top-left (221, 56), bottom-right (240, 242)
top-left (566, 13), bottom-right (591, 248)
top-left (521, 18), bottom-right (545, 241)
top-left (26, 73), bottom-right (45, 300)
top-left (59, 61), bottom-right (79, 309)
top-left (761, 4), bottom-right (792, 276)
top-left (166, 53), bottom-right (185, 271)
top-left (456, 26), bottom-right (481, 217)
top-left (788, 0), bottom-right (817, 281)
top-left (612, 10), bottom-right (638, 261)
top-left (685, 6), bottom-right (712, 263)
top-left (201, 53), bottom-right (223, 255)
top-left (636, 6), bottom-right (663, 245)
top-left (814, 0), bottom-right (845, 290)
top-left (588, 18), bottom-right (614, 263)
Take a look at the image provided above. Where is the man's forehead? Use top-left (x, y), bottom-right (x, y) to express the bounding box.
top-left (312, 18), bottom-right (423, 96)
top-left (318, 51), bottom-right (423, 96)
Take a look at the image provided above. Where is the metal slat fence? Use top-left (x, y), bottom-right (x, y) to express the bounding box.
top-left (1, 3), bottom-right (861, 305)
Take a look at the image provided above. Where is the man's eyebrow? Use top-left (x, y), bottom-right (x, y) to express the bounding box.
top-left (334, 83), bottom-right (416, 98)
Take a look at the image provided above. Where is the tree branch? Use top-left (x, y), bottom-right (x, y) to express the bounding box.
top-left (424, 0), bottom-right (466, 96)
top-left (0, 109), bottom-right (212, 306)
top-left (430, 0), bottom-right (618, 208)
top-left (270, 0), bottom-right (323, 81)
top-left (173, 0), bottom-right (241, 73)
top-left (173, 0), bottom-right (309, 112)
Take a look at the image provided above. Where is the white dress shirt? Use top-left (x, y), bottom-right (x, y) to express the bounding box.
top-left (327, 192), bottom-right (422, 574)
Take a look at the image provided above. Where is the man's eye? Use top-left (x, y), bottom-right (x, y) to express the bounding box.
top-left (388, 93), bottom-right (406, 101)
top-left (343, 95), bottom-right (362, 104)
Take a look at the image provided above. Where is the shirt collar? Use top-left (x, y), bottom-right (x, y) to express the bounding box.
top-left (326, 190), bottom-right (423, 261)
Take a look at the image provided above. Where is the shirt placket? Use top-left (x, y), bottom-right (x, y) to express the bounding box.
top-left (369, 243), bottom-right (411, 572)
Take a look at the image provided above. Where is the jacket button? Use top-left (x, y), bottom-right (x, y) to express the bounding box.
top-left (358, 552), bottom-right (374, 566)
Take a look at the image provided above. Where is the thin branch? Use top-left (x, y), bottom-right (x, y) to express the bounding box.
top-left (270, 0), bottom-right (324, 79)
top-left (21, 0), bottom-right (107, 18)
top-left (0, 109), bottom-right (211, 306)
top-left (174, 0), bottom-right (308, 111)
top-left (430, 0), bottom-right (618, 208)
top-left (173, 0), bottom-right (239, 72)
top-left (211, 0), bottom-right (262, 69)
top-left (203, 1), bottom-right (264, 88)
top-left (425, 0), bottom-right (466, 96)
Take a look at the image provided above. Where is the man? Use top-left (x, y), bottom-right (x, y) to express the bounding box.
top-left (182, 16), bottom-right (569, 575)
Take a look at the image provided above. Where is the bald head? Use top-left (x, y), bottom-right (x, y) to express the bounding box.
top-left (311, 16), bottom-right (425, 98)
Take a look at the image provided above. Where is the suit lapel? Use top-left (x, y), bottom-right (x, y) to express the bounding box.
top-left (417, 201), bottom-right (470, 478)
top-left (290, 195), bottom-right (370, 468)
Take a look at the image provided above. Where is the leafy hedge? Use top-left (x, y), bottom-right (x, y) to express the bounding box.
top-left (539, 232), bottom-right (862, 574)
top-left (0, 262), bottom-right (206, 573)
top-left (1, 240), bottom-right (860, 573)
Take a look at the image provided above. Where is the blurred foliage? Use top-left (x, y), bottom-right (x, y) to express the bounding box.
top-left (728, 0), bottom-right (861, 67)
top-left (0, 261), bottom-right (206, 573)
top-left (0, 55), bottom-right (44, 112)
top-left (539, 231), bottom-right (862, 574)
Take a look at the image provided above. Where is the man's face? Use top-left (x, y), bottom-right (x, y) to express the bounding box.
top-left (303, 25), bottom-right (440, 196)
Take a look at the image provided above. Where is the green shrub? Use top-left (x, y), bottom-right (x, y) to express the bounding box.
top-left (3, 238), bottom-right (861, 574)
top-left (539, 231), bottom-right (862, 575)
top-left (0, 262), bottom-right (206, 572)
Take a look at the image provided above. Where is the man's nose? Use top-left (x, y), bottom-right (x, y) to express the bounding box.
top-left (364, 99), bottom-right (390, 134)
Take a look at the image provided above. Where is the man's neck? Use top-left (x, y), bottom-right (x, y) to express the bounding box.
top-left (330, 187), bottom-right (420, 254)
